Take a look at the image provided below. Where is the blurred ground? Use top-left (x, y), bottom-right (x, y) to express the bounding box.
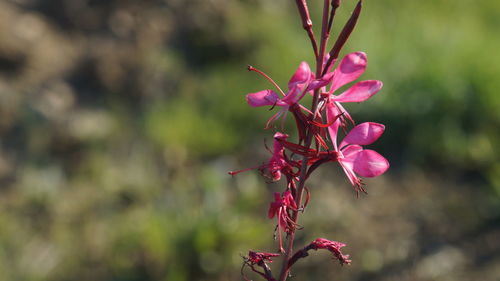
top-left (0, 0), bottom-right (499, 281)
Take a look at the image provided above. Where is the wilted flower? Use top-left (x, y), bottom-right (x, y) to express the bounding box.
top-left (247, 251), bottom-right (281, 265)
top-left (310, 238), bottom-right (351, 265)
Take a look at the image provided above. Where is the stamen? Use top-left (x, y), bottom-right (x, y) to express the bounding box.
top-left (248, 65), bottom-right (286, 97)
top-left (228, 165), bottom-right (262, 176)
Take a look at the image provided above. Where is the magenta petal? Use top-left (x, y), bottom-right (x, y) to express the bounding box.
top-left (352, 149), bottom-right (389, 177)
top-left (268, 193), bottom-right (282, 218)
top-left (246, 90), bottom-right (279, 107)
top-left (338, 145), bottom-right (363, 186)
top-left (331, 80), bottom-right (383, 103)
top-left (341, 144), bottom-right (363, 160)
top-left (288, 61), bottom-right (312, 89)
top-left (322, 53), bottom-right (335, 74)
top-left (326, 101), bottom-right (342, 150)
top-left (273, 132), bottom-right (288, 141)
top-left (307, 72), bottom-right (335, 91)
top-left (341, 122), bottom-right (385, 147)
top-left (330, 52), bottom-right (367, 93)
top-left (280, 86), bottom-right (303, 105)
top-left (268, 202), bottom-right (279, 218)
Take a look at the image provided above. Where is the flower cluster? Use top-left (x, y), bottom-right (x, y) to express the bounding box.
top-left (233, 1), bottom-right (389, 280)
top-left (245, 52), bottom-right (388, 193)
top-left (236, 52), bottom-right (388, 280)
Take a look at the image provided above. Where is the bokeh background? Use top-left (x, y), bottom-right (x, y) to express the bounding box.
top-left (0, 0), bottom-right (499, 280)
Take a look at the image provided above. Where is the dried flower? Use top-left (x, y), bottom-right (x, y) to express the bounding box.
top-left (310, 238), bottom-right (352, 265)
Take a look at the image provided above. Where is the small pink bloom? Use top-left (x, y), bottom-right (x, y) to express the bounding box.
top-left (246, 62), bottom-right (317, 127)
top-left (327, 119), bottom-right (389, 193)
top-left (310, 238), bottom-right (351, 265)
top-left (320, 52), bottom-right (383, 132)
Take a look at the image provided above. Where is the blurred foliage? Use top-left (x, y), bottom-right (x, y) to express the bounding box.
top-left (0, 0), bottom-right (499, 281)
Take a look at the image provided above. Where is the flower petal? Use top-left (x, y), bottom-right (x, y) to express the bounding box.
top-left (338, 145), bottom-right (363, 186)
top-left (288, 61), bottom-right (312, 90)
top-left (341, 122), bottom-right (385, 147)
top-left (280, 86), bottom-right (305, 105)
top-left (341, 144), bottom-right (363, 159)
top-left (326, 100), bottom-right (342, 150)
top-left (246, 89), bottom-right (280, 107)
top-left (268, 193), bottom-right (282, 218)
top-left (307, 72), bottom-right (335, 92)
top-left (273, 132), bottom-right (288, 142)
top-left (339, 161), bottom-right (359, 187)
top-left (352, 149), bottom-right (389, 177)
top-left (330, 52), bottom-right (367, 93)
top-left (331, 80), bottom-right (383, 103)
top-left (322, 53), bottom-right (335, 74)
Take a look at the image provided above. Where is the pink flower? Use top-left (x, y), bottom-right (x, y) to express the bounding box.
top-left (321, 52), bottom-right (383, 128)
top-left (268, 190), bottom-right (298, 252)
top-left (328, 120), bottom-right (389, 193)
top-left (310, 238), bottom-right (351, 265)
top-left (246, 62), bottom-right (327, 128)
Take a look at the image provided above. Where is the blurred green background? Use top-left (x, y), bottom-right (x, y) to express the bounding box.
top-left (0, 0), bottom-right (499, 280)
